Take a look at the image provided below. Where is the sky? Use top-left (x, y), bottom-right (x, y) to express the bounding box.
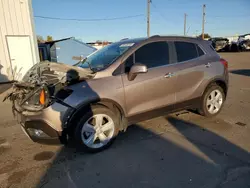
top-left (32, 0), bottom-right (250, 42)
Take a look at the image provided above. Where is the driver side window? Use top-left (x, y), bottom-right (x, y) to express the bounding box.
top-left (124, 41), bottom-right (169, 72)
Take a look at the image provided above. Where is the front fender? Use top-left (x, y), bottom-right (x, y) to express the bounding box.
top-left (62, 97), bottom-right (126, 133)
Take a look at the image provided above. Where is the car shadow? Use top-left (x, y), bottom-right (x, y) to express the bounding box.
top-left (32, 115), bottom-right (250, 188)
top-left (230, 69), bottom-right (250, 77)
top-left (166, 116), bottom-right (250, 163)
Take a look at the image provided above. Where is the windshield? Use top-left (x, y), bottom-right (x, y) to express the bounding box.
top-left (77, 42), bottom-right (135, 71)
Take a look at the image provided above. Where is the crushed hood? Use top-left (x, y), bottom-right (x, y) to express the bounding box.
top-left (23, 61), bottom-right (95, 85)
top-left (4, 61), bottom-right (95, 114)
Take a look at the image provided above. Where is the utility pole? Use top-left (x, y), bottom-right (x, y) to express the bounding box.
top-left (202, 4), bottom-right (206, 39)
top-left (147, 0), bottom-right (151, 37)
top-left (184, 13), bottom-right (187, 36)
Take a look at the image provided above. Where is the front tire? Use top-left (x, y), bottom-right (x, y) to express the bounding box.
top-left (199, 84), bottom-right (225, 117)
top-left (74, 105), bottom-right (120, 152)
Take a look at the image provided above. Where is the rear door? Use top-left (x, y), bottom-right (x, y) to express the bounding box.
top-left (121, 41), bottom-right (179, 121)
top-left (172, 41), bottom-right (208, 103)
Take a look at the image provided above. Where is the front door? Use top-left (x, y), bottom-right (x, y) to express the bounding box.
top-left (7, 36), bottom-right (34, 80)
top-left (121, 41), bottom-right (178, 123)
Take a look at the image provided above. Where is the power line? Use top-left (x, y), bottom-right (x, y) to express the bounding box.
top-left (208, 14), bottom-right (250, 18)
top-left (151, 1), bottom-right (168, 22)
top-left (34, 14), bottom-right (144, 22)
top-left (186, 26), bottom-right (191, 34)
top-left (187, 14), bottom-right (250, 19)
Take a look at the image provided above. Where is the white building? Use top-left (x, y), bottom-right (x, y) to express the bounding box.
top-left (0, 0), bottom-right (39, 82)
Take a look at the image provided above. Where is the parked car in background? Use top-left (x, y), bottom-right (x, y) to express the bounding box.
top-left (238, 34), bottom-right (250, 51)
top-left (208, 37), bottom-right (230, 52)
top-left (5, 36), bottom-right (229, 152)
top-left (231, 34), bottom-right (250, 52)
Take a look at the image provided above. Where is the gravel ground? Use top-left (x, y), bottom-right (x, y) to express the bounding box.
top-left (0, 52), bottom-right (250, 188)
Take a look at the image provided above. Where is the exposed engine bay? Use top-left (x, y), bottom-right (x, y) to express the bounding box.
top-left (3, 61), bottom-right (94, 115)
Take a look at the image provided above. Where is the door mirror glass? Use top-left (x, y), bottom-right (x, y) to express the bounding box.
top-left (128, 63), bottom-right (147, 81)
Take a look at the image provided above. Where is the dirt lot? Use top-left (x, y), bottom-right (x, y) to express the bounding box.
top-left (0, 52), bottom-right (250, 188)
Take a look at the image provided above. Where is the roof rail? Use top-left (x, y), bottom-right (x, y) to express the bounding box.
top-left (149, 35), bottom-right (202, 39)
top-left (150, 35), bottom-right (160, 38)
top-left (120, 38), bottom-right (129, 41)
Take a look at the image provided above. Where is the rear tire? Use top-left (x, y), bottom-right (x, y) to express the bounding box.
top-left (231, 44), bottom-right (239, 52)
top-left (74, 105), bottom-right (120, 152)
top-left (199, 84), bottom-right (225, 117)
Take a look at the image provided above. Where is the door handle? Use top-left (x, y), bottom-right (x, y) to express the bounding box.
top-left (164, 72), bottom-right (175, 78)
top-left (205, 62), bottom-right (211, 68)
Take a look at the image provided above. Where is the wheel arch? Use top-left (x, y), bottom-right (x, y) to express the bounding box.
top-left (64, 98), bottom-right (127, 135)
top-left (202, 78), bottom-right (228, 97)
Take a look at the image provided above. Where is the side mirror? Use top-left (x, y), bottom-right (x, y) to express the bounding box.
top-left (128, 63), bottom-right (148, 81)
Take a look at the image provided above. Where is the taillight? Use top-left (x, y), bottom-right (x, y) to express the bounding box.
top-left (220, 58), bottom-right (228, 69)
top-left (39, 89), bottom-right (46, 105)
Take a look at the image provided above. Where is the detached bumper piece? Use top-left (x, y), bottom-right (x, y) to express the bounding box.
top-left (21, 120), bottom-right (62, 145)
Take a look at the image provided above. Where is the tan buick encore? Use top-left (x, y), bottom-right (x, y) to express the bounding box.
top-left (5, 36), bottom-right (229, 152)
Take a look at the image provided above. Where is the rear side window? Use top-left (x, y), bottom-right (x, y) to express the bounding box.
top-left (175, 42), bottom-right (198, 62)
top-left (135, 41), bottom-right (169, 68)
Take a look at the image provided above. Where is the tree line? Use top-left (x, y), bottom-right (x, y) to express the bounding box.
top-left (37, 35), bottom-right (53, 43)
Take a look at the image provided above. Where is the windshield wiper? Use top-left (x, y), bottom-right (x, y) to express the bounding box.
top-left (86, 59), bottom-right (94, 72)
top-left (75, 58), bottom-right (95, 73)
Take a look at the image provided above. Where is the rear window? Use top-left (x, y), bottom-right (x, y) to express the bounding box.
top-left (175, 42), bottom-right (198, 62)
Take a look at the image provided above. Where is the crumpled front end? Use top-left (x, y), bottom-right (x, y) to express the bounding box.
top-left (4, 61), bottom-right (94, 144)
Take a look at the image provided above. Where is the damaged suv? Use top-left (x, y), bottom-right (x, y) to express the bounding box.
top-left (5, 36), bottom-right (229, 152)
top-left (208, 37), bottom-right (230, 52)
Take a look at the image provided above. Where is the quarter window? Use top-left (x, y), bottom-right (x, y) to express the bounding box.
top-left (210, 44), bottom-right (216, 51)
top-left (124, 54), bottom-right (134, 72)
top-left (197, 45), bottom-right (205, 56)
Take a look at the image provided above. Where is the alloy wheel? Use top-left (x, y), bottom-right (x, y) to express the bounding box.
top-left (206, 89), bottom-right (223, 114)
top-left (81, 114), bottom-right (115, 149)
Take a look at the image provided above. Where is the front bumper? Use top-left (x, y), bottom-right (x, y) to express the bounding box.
top-left (17, 102), bottom-right (71, 145)
top-left (20, 120), bottom-right (62, 145)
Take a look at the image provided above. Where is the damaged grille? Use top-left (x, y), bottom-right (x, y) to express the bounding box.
top-left (3, 82), bottom-right (51, 114)
top-left (3, 62), bottom-right (66, 115)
